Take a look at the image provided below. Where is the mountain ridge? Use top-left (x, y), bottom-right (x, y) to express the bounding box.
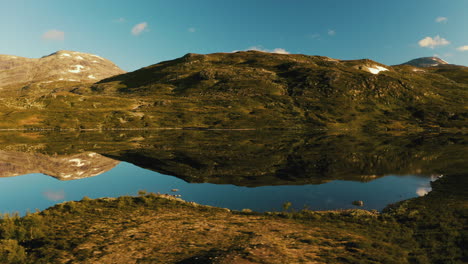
top-left (400, 56), bottom-right (450, 68)
top-left (0, 50), bottom-right (466, 131)
top-left (0, 50), bottom-right (125, 95)
top-left (85, 51), bottom-right (467, 130)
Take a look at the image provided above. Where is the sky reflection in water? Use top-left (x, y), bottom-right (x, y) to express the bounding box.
top-left (0, 162), bottom-right (433, 215)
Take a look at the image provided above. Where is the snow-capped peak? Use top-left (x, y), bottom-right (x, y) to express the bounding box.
top-left (0, 50), bottom-right (126, 89)
top-left (401, 57), bottom-right (449, 68)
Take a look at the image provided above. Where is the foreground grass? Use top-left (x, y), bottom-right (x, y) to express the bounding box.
top-left (0, 175), bottom-right (466, 264)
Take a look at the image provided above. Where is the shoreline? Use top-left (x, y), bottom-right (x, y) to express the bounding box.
top-left (0, 127), bottom-right (465, 133)
top-left (0, 177), bottom-right (464, 264)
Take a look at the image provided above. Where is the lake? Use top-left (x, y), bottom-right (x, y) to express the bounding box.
top-left (0, 130), bottom-right (466, 215)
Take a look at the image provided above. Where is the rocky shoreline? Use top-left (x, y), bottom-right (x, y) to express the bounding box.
top-left (0, 174), bottom-right (465, 263)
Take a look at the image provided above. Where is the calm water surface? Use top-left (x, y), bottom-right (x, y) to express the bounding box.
top-left (0, 131), bottom-right (465, 215)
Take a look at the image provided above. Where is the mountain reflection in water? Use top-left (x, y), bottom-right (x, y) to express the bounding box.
top-left (0, 130), bottom-right (465, 214)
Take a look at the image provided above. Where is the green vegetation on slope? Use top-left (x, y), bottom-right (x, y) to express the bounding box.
top-left (0, 51), bottom-right (466, 130)
top-left (89, 51), bottom-right (468, 130)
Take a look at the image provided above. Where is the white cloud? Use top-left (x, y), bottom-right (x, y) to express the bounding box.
top-left (307, 33), bottom-right (321, 40)
top-left (457, 45), bottom-right (468, 51)
top-left (328, 29), bottom-right (336, 36)
top-left (435, 16), bottom-right (448, 23)
top-left (131, 22), bottom-right (148, 36)
top-left (247, 46), bottom-right (290, 54)
top-left (42, 29), bottom-right (65, 41)
top-left (418, 35), bottom-right (450, 49)
top-left (188, 27), bottom-right (196, 33)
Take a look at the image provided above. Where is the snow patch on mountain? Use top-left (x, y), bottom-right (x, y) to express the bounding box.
top-left (400, 57), bottom-right (449, 68)
top-left (367, 65), bottom-right (388, 74)
top-left (91, 54), bottom-right (104, 60)
top-left (68, 65), bottom-right (85, 73)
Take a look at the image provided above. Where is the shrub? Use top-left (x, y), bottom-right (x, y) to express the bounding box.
top-left (0, 239), bottom-right (27, 264)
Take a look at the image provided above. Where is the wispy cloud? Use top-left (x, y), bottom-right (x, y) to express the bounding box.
top-left (307, 33), bottom-right (321, 40)
top-left (247, 46), bottom-right (290, 54)
top-left (435, 16), bottom-right (448, 23)
top-left (457, 45), bottom-right (468, 51)
top-left (114, 17), bottom-right (126, 23)
top-left (418, 35), bottom-right (450, 49)
top-left (188, 27), bottom-right (196, 33)
top-left (43, 190), bottom-right (65, 201)
top-left (131, 22), bottom-right (148, 36)
top-left (328, 29), bottom-right (336, 36)
top-left (42, 29), bottom-right (65, 41)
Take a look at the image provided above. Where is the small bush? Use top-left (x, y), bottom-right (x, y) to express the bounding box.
top-left (0, 239), bottom-right (27, 264)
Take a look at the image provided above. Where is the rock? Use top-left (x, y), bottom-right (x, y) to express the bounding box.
top-left (352, 200), bottom-right (364, 206)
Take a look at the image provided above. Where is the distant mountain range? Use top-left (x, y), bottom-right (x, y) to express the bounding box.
top-left (0, 50), bottom-right (466, 130)
top-left (400, 57), bottom-right (449, 68)
top-left (0, 50), bottom-right (124, 94)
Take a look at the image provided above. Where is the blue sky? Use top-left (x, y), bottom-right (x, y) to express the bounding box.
top-left (1, 0), bottom-right (467, 71)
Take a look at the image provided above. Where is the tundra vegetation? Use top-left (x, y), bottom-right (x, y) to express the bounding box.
top-left (0, 173), bottom-right (465, 263)
top-left (0, 51), bottom-right (467, 131)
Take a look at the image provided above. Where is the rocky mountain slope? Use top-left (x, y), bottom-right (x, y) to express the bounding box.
top-left (0, 50), bottom-right (124, 95)
top-left (400, 57), bottom-right (449, 67)
top-left (85, 51), bottom-right (467, 130)
top-left (0, 51), bottom-right (466, 130)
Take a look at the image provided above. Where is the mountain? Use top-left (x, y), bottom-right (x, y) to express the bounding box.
top-left (0, 51), bottom-right (466, 130)
top-left (0, 50), bottom-right (125, 95)
top-left (85, 51), bottom-right (467, 130)
top-left (400, 57), bottom-right (449, 68)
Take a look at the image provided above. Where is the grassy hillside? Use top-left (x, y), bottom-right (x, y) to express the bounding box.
top-left (0, 51), bottom-right (466, 130)
top-left (88, 51), bottom-right (468, 130)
